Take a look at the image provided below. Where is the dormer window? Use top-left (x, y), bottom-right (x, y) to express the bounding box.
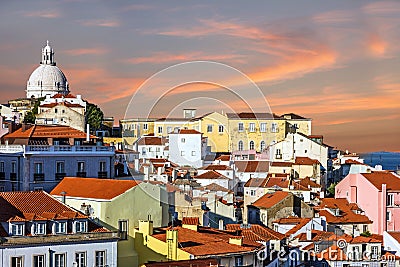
top-left (11, 223), bottom-right (24, 236)
top-left (35, 222), bottom-right (46, 235)
top-left (55, 221), bottom-right (66, 234)
top-left (75, 220), bottom-right (87, 233)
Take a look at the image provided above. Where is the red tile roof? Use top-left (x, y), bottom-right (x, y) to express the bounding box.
top-left (0, 191), bottom-right (88, 223)
top-left (200, 183), bottom-right (231, 192)
top-left (272, 217), bottom-right (312, 236)
top-left (182, 217), bottom-right (200, 225)
top-left (387, 232), bottom-right (400, 243)
top-left (226, 224), bottom-right (285, 241)
top-left (362, 172), bottom-right (400, 191)
top-left (251, 191), bottom-right (290, 209)
top-left (40, 101), bottom-right (84, 108)
top-left (195, 170), bottom-right (231, 180)
top-left (216, 155), bottom-right (230, 161)
top-left (51, 177), bottom-right (140, 200)
top-left (51, 93), bottom-right (77, 98)
top-left (244, 178), bottom-right (268, 188)
top-left (270, 161), bottom-right (293, 167)
top-left (226, 112), bottom-right (281, 119)
top-left (297, 177), bottom-right (321, 188)
top-left (315, 198), bottom-right (372, 224)
top-left (201, 164), bottom-right (232, 171)
top-left (151, 226), bottom-right (261, 256)
top-left (170, 129), bottom-right (201, 135)
top-left (294, 157), bottom-right (320, 165)
top-left (294, 229), bottom-right (336, 242)
top-left (137, 136), bottom-right (167, 146)
top-left (235, 161), bottom-right (270, 173)
top-left (5, 125), bottom-right (96, 139)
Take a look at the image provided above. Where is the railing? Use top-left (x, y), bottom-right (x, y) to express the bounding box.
top-left (34, 173), bottom-right (45, 181)
top-left (10, 173), bottom-right (17, 181)
top-left (0, 172), bottom-right (5, 180)
top-left (76, 172), bottom-right (86, 178)
top-left (55, 173), bottom-right (66, 180)
top-left (25, 145), bottom-right (115, 153)
top-left (0, 145), bottom-right (24, 153)
top-left (98, 171), bottom-right (108, 178)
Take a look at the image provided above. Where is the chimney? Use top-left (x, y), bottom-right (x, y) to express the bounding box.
top-left (166, 229), bottom-right (178, 260)
top-left (134, 159), bottom-right (140, 172)
top-left (138, 220), bottom-right (153, 236)
top-left (219, 219), bottom-right (224, 230)
top-left (229, 237), bottom-right (243, 246)
top-left (86, 124), bottom-right (90, 142)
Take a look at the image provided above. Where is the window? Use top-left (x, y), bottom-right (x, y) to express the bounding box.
top-left (11, 161), bottom-right (16, 173)
top-left (54, 108), bottom-right (58, 113)
top-left (56, 162), bottom-right (65, 173)
top-left (156, 147), bottom-right (160, 152)
top-left (238, 122), bottom-right (244, 132)
top-left (78, 162), bottom-right (85, 172)
top-left (118, 220), bottom-right (128, 240)
top-left (207, 124), bottom-right (213, 133)
top-left (74, 140), bottom-right (81, 146)
top-left (387, 194), bottom-right (394, 207)
top-left (218, 125), bottom-right (224, 133)
top-left (33, 255), bottom-right (45, 267)
top-left (99, 161), bottom-right (106, 172)
top-left (55, 221), bottom-right (66, 234)
top-left (191, 151), bottom-right (196, 156)
top-left (249, 123), bottom-right (255, 132)
top-left (54, 254), bottom-right (65, 267)
top-left (238, 141), bottom-right (243, 151)
top-left (143, 123), bottom-right (148, 130)
top-left (180, 151), bottom-right (185, 156)
top-left (11, 224), bottom-right (23, 236)
top-left (250, 190), bottom-right (256, 196)
top-left (260, 141), bottom-right (266, 151)
top-left (275, 149), bottom-right (282, 158)
top-left (35, 223), bottom-right (46, 235)
top-left (314, 244), bottom-right (319, 253)
top-left (249, 140), bottom-right (255, 150)
top-left (387, 211), bottom-right (391, 221)
top-left (11, 256), bottom-right (23, 267)
top-left (271, 122), bottom-right (278, 133)
top-left (75, 252), bottom-right (86, 267)
top-left (34, 163), bottom-right (43, 174)
top-left (235, 256), bottom-right (243, 266)
top-left (167, 127), bottom-right (172, 134)
top-left (0, 186), bottom-right (4, 192)
top-left (371, 246), bottom-right (379, 259)
top-left (0, 161), bottom-right (4, 172)
top-left (260, 123), bottom-right (267, 132)
top-left (181, 138), bottom-right (185, 143)
top-left (95, 251), bottom-right (106, 267)
top-left (157, 126), bottom-right (162, 134)
top-left (75, 221), bottom-right (86, 233)
top-left (363, 225), bottom-right (368, 233)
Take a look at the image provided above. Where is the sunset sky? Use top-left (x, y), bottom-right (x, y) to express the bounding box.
top-left (0, 0), bottom-right (399, 152)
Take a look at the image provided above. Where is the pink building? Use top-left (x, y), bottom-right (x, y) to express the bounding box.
top-left (335, 172), bottom-right (400, 234)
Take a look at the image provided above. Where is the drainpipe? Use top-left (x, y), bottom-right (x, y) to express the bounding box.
top-left (382, 184), bottom-right (387, 233)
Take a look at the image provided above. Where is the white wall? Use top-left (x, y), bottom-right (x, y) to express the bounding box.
top-left (169, 133), bottom-right (203, 168)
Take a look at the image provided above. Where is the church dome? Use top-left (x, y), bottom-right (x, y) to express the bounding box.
top-left (26, 41), bottom-right (70, 98)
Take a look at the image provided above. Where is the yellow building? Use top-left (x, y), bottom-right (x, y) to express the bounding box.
top-left (197, 112), bottom-right (230, 152)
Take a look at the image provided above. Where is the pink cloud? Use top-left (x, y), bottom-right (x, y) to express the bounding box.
top-left (22, 10), bottom-right (61, 19)
top-left (78, 19), bottom-right (120, 27)
top-left (123, 52), bottom-right (245, 64)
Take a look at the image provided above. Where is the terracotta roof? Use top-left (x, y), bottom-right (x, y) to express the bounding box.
top-left (151, 226), bottom-right (261, 256)
top-left (270, 161), bottom-right (293, 167)
top-left (344, 159), bottom-right (366, 165)
top-left (280, 113), bottom-right (308, 120)
top-left (216, 155), bottom-right (230, 161)
top-left (235, 161), bottom-right (270, 173)
top-left (315, 198), bottom-right (372, 224)
top-left (182, 217), bottom-right (200, 225)
top-left (5, 125), bottom-right (96, 139)
top-left (201, 164), bottom-right (232, 171)
top-left (195, 170), bottom-right (231, 180)
top-left (251, 191), bottom-right (290, 209)
top-left (226, 224), bottom-right (285, 241)
top-left (362, 172), bottom-right (400, 191)
top-left (51, 93), bottom-right (77, 98)
top-left (0, 191), bottom-right (88, 223)
top-left (294, 157), bottom-right (320, 165)
top-left (273, 217), bottom-right (312, 236)
top-left (169, 129), bottom-right (201, 135)
top-left (267, 173), bottom-right (290, 178)
top-left (244, 178), bottom-right (268, 188)
top-left (40, 101), bottom-right (84, 109)
top-left (349, 235), bottom-right (381, 244)
top-left (265, 178), bottom-right (309, 191)
top-left (297, 177), bottom-right (321, 188)
top-left (294, 229), bottom-right (336, 242)
top-left (51, 177), bottom-right (140, 200)
top-left (200, 183), bottom-right (231, 192)
top-left (387, 232), bottom-right (400, 243)
top-left (142, 259), bottom-right (219, 267)
top-left (137, 136), bottom-right (167, 146)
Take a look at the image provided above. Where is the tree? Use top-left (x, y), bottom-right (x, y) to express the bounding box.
top-left (23, 97), bottom-right (45, 123)
top-left (85, 102), bottom-right (104, 131)
top-left (327, 182), bottom-right (337, 196)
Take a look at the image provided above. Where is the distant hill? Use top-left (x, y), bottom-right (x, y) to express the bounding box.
top-left (360, 152), bottom-right (400, 171)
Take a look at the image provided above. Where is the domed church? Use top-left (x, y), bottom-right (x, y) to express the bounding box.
top-left (26, 41), bottom-right (69, 98)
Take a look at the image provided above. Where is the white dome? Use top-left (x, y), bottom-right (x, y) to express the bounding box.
top-left (26, 41), bottom-right (70, 98)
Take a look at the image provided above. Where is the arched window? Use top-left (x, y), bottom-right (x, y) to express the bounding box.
top-left (249, 140), bottom-right (255, 150)
top-left (260, 141), bottom-right (266, 151)
top-left (238, 140), bottom-right (243, 151)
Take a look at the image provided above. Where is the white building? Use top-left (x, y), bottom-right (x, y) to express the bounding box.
top-left (168, 129), bottom-right (206, 168)
top-left (136, 135), bottom-right (168, 159)
top-left (0, 191), bottom-right (118, 267)
top-left (26, 41), bottom-right (70, 98)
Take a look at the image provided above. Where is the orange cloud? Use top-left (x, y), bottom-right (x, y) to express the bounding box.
top-left (62, 48), bottom-right (109, 56)
top-left (78, 19), bottom-right (120, 27)
top-left (124, 52), bottom-right (244, 64)
top-left (367, 34), bottom-right (388, 57)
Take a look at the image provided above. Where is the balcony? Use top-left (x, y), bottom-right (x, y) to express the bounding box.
top-left (0, 172), bottom-right (5, 180)
top-left (76, 172), bottom-right (86, 178)
top-left (98, 171), bottom-right (108, 178)
top-left (34, 173), bottom-right (45, 182)
top-left (55, 173), bottom-right (66, 180)
top-left (10, 173), bottom-right (17, 181)
top-left (25, 145), bottom-right (114, 153)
